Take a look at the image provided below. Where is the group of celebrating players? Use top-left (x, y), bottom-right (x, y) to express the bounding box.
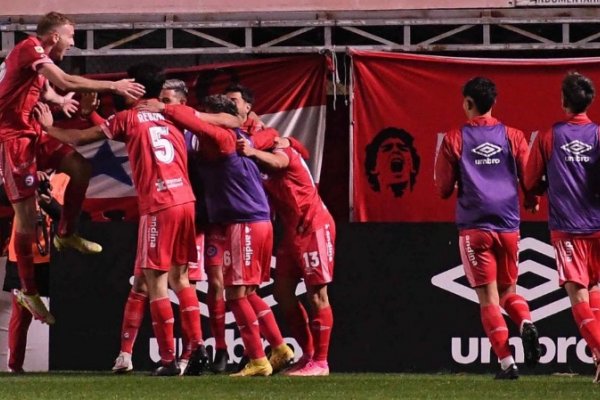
top-left (4, 9), bottom-right (600, 382)
top-left (0, 11), bottom-right (335, 377)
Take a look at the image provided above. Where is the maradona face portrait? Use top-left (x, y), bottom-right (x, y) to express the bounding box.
top-left (364, 127), bottom-right (420, 198)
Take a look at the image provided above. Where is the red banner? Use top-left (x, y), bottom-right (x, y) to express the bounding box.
top-left (351, 50), bottom-right (600, 222)
top-left (80, 55), bottom-right (327, 221)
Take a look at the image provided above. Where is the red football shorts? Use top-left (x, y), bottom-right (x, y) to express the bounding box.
top-left (553, 237), bottom-right (600, 287)
top-left (134, 202), bottom-right (197, 275)
top-left (0, 136), bottom-right (39, 202)
top-left (459, 229), bottom-right (519, 288)
top-left (275, 219), bottom-right (336, 286)
top-left (204, 221), bottom-right (273, 286)
top-left (36, 133), bottom-right (75, 171)
top-left (187, 229), bottom-right (205, 282)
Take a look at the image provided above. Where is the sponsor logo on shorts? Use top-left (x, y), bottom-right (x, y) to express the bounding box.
top-left (471, 142), bottom-right (502, 165)
top-left (149, 216), bottom-right (158, 248)
top-left (24, 175), bottom-right (35, 187)
top-left (464, 235), bottom-right (477, 266)
top-left (244, 225), bottom-right (253, 267)
top-left (206, 245), bottom-right (218, 258)
top-left (561, 140), bottom-right (592, 162)
top-left (325, 224), bottom-right (334, 263)
top-left (563, 240), bottom-right (574, 263)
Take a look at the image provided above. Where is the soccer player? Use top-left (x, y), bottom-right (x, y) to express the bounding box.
top-left (138, 94), bottom-right (294, 376)
top-left (224, 84), bottom-right (264, 134)
top-left (434, 77), bottom-right (541, 379)
top-left (237, 136), bottom-right (335, 376)
top-left (525, 72), bottom-right (600, 383)
top-left (112, 79), bottom-right (210, 375)
top-left (1, 171), bottom-right (63, 373)
top-left (35, 64), bottom-right (202, 376)
top-left (0, 11), bottom-right (145, 324)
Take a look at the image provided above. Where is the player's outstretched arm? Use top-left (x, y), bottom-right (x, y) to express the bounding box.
top-left (136, 99), bottom-right (242, 128)
top-left (33, 103), bottom-right (106, 146)
top-left (39, 63), bottom-right (145, 100)
top-left (42, 81), bottom-right (79, 118)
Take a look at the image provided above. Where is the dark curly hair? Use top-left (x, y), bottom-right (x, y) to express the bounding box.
top-left (203, 94), bottom-right (238, 116)
top-left (365, 127), bottom-right (420, 196)
top-left (562, 72), bottom-right (595, 114)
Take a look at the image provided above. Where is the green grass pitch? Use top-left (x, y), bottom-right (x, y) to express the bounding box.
top-left (0, 373), bottom-right (599, 400)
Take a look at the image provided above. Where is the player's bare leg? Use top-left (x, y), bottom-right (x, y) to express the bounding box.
top-left (53, 152), bottom-right (102, 254)
top-left (13, 196), bottom-right (54, 324)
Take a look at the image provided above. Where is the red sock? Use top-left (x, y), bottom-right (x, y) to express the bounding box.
top-left (227, 297), bottom-right (264, 359)
top-left (149, 297), bottom-right (175, 364)
top-left (177, 286), bottom-right (202, 359)
top-left (247, 292), bottom-right (284, 348)
top-left (589, 291), bottom-right (600, 322)
top-left (480, 304), bottom-right (511, 360)
top-left (14, 232), bottom-right (36, 294)
top-left (572, 301), bottom-right (600, 358)
top-left (311, 306), bottom-right (333, 362)
top-left (120, 290), bottom-right (147, 354)
top-left (285, 301), bottom-right (314, 357)
top-left (207, 295), bottom-right (226, 350)
top-left (8, 294), bottom-right (32, 371)
top-left (501, 293), bottom-right (532, 330)
top-left (58, 178), bottom-right (88, 237)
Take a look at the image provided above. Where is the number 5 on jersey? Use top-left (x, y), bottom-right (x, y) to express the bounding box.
top-left (149, 126), bottom-right (174, 163)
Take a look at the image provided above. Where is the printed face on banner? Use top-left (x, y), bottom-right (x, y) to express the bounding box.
top-left (365, 127), bottom-right (421, 198)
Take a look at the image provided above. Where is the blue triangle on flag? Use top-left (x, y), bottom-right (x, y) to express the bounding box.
top-left (88, 141), bottom-right (133, 186)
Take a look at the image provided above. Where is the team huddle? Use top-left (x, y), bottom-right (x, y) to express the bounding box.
top-left (0, 12), bottom-right (335, 377)
top-left (435, 74), bottom-right (600, 382)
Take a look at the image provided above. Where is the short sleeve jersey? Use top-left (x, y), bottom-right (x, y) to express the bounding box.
top-left (0, 36), bottom-right (54, 140)
top-left (101, 109), bottom-right (195, 215)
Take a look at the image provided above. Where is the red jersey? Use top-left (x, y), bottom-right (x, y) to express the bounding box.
top-left (0, 36), bottom-right (54, 140)
top-left (263, 146), bottom-right (330, 234)
top-left (101, 108), bottom-right (195, 215)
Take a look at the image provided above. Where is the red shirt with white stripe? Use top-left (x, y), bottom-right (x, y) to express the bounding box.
top-left (0, 36), bottom-right (54, 140)
top-left (101, 108), bottom-right (195, 215)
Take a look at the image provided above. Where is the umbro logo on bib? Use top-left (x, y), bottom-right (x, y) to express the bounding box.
top-left (471, 142), bottom-right (502, 165)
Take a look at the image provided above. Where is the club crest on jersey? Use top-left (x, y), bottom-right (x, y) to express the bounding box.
top-left (24, 175), bottom-right (35, 187)
top-left (471, 142), bottom-right (502, 165)
top-left (561, 140), bottom-right (592, 162)
top-left (34, 46), bottom-right (45, 54)
top-left (205, 245), bottom-right (218, 258)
